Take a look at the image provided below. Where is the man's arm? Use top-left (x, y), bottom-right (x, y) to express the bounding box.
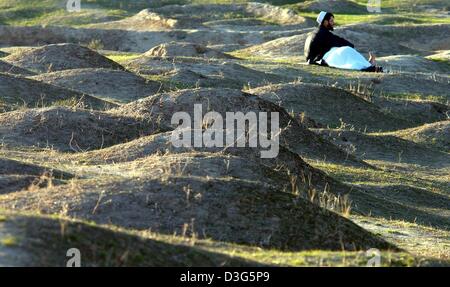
top-left (331, 34), bottom-right (354, 48)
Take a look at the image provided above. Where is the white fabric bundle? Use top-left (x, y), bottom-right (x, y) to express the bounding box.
top-left (322, 46), bottom-right (372, 70)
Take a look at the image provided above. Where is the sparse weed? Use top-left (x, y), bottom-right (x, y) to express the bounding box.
top-left (290, 174), bottom-right (352, 217)
top-left (87, 39), bottom-right (105, 51)
top-left (27, 171), bottom-right (54, 192)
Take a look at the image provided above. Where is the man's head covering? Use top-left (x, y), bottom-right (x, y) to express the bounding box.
top-left (316, 11), bottom-right (328, 25)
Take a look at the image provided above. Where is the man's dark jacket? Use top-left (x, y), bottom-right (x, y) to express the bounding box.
top-left (305, 26), bottom-right (354, 65)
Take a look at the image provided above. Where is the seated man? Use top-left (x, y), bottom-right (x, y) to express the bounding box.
top-left (304, 11), bottom-right (382, 72)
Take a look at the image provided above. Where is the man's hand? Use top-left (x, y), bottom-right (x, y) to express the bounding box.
top-left (369, 52), bottom-right (376, 65)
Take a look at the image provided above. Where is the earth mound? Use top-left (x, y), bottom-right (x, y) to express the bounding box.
top-left (126, 56), bottom-right (285, 89)
top-left (0, 73), bottom-right (113, 112)
top-left (69, 131), bottom-right (349, 196)
top-left (244, 2), bottom-right (310, 25)
top-left (391, 120), bottom-right (450, 152)
top-left (313, 129), bottom-right (450, 168)
top-left (144, 42), bottom-right (235, 59)
top-left (372, 97), bottom-right (449, 125)
top-left (294, 0), bottom-right (368, 14)
top-left (112, 87), bottom-right (367, 166)
top-left (0, 24), bottom-right (300, 54)
top-left (0, 158), bottom-right (71, 195)
top-left (0, 211), bottom-right (258, 267)
top-left (0, 153), bottom-right (394, 252)
top-left (4, 43), bottom-right (125, 73)
top-left (87, 9), bottom-right (179, 31)
top-left (248, 82), bottom-right (412, 132)
top-left (0, 60), bottom-right (35, 76)
top-left (153, 2), bottom-right (310, 27)
top-left (30, 68), bottom-right (161, 103)
top-left (378, 55), bottom-right (450, 73)
top-left (0, 107), bottom-right (157, 152)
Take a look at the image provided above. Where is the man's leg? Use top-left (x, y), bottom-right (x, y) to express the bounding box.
top-left (361, 65), bottom-right (383, 73)
top-left (364, 52), bottom-right (383, 72)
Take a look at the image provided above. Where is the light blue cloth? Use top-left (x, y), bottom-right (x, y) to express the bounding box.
top-left (322, 46), bottom-right (372, 70)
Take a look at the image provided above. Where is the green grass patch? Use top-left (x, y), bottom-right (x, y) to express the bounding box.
top-left (105, 53), bottom-right (141, 64)
top-left (427, 57), bottom-right (450, 68)
top-left (198, 244), bottom-right (417, 267)
top-left (384, 93), bottom-right (448, 104)
top-left (352, 0), bottom-right (450, 13)
top-left (142, 74), bottom-right (197, 91)
top-left (0, 235), bottom-right (19, 247)
top-left (295, 11), bottom-right (450, 25)
top-left (312, 161), bottom-right (449, 193)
